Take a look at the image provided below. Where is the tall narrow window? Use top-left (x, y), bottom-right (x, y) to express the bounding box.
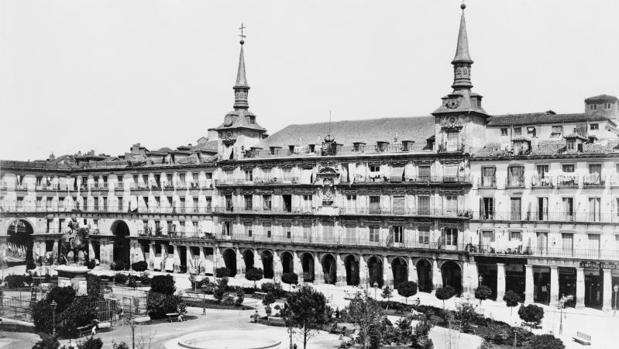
top-left (561, 233), bottom-right (574, 256)
top-left (369, 226), bottom-right (380, 243)
top-left (589, 197), bottom-right (601, 222)
top-left (562, 197), bottom-right (574, 220)
top-left (418, 196), bottom-right (431, 215)
top-left (418, 227), bottom-right (430, 245)
top-left (537, 197), bottom-right (548, 220)
top-left (481, 167), bottom-right (496, 187)
top-left (369, 196), bottom-right (381, 214)
top-left (392, 226), bottom-right (403, 244)
top-left (510, 197), bottom-right (522, 220)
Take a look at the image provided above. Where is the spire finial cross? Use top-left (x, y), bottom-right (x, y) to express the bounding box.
top-left (239, 23), bottom-right (246, 44)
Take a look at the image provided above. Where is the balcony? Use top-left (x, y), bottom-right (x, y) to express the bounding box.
top-left (475, 210), bottom-right (618, 223)
top-left (472, 243), bottom-right (618, 260)
top-left (557, 174), bottom-right (579, 188)
top-left (583, 173), bottom-right (605, 188)
top-left (506, 176), bottom-right (525, 189)
top-left (478, 177), bottom-right (497, 189)
top-left (531, 175), bottom-right (553, 188)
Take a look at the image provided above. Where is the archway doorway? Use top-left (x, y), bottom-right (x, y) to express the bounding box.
top-left (344, 255), bottom-right (359, 286)
top-left (111, 220), bottom-right (130, 269)
top-left (301, 253), bottom-right (314, 282)
top-left (281, 252), bottom-right (294, 274)
top-left (261, 250), bottom-right (274, 279)
top-left (417, 259), bottom-right (433, 292)
top-left (321, 254), bottom-right (337, 284)
top-left (7, 220), bottom-right (34, 268)
top-left (243, 250), bottom-right (254, 270)
top-left (222, 249), bottom-right (237, 276)
top-left (367, 256), bottom-right (383, 288)
top-left (392, 257), bottom-right (408, 288)
top-left (441, 261), bottom-right (462, 295)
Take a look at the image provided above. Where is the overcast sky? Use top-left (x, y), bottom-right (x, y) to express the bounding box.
top-left (1, 0), bottom-right (618, 160)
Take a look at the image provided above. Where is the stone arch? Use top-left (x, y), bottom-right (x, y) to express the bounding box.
top-left (300, 252), bottom-right (315, 282)
top-left (367, 255), bottom-right (384, 288)
top-left (6, 219), bottom-right (34, 268)
top-left (321, 253), bottom-right (337, 285)
top-left (416, 258), bottom-right (433, 292)
top-left (261, 250), bottom-right (274, 279)
top-left (111, 220), bottom-right (130, 269)
top-left (391, 257), bottom-right (408, 288)
top-left (222, 248), bottom-right (237, 276)
top-left (242, 249), bottom-right (254, 270)
top-left (441, 260), bottom-right (462, 295)
top-left (344, 255), bottom-right (360, 286)
top-left (280, 251), bottom-right (294, 274)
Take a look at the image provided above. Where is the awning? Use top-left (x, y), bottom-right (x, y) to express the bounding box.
top-left (390, 167), bottom-right (404, 183)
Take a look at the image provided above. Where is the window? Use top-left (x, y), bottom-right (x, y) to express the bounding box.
top-left (244, 195), bottom-right (253, 211)
top-left (480, 197), bottom-right (494, 219)
top-left (443, 228), bottom-right (458, 246)
top-left (392, 225), bottom-right (403, 243)
top-left (589, 197), bottom-right (601, 222)
top-left (509, 231), bottom-right (522, 242)
top-left (369, 226), bottom-right (380, 243)
top-left (267, 229), bottom-right (272, 238)
top-left (286, 230), bottom-right (291, 239)
top-left (513, 127), bottom-right (522, 136)
top-left (562, 197), bottom-right (574, 220)
top-left (481, 167), bottom-right (496, 187)
top-left (510, 197), bottom-right (522, 220)
top-left (508, 166), bottom-right (525, 187)
top-left (606, 103), bottom-right (612, 109)
top-left (445, 195), bottom-right (458, 216)
top-left (537, 197), bottom-right (548, 220)
top-left (225, 195), bottom-right (233, 211)
top-left (302, 195), bottom-right (312, 212)
top-left (262, 195), bottom-right (272, 211)
top-left (561, 233), bottom-right (574, 255)
top-left (481, 231), bottom-right (495, 248)
top-left (527, 126), bottom-right (536, 136)
top-left (536, 165), bottom-right (549, 178)
top-left (369, 165), bottom-right (380, 173)
top-left (446, 131), bottom-right (459, 151)
top-left (244, 170), bottom-right (253, 181)
top-left (590, 123), bottom-right (599, 130)
top-left (418, 196), bottom-right (431, 215)
top-left (418, 227), bottom-right (430, 245)
top-left (393, 195), bottom-right (405, 215)
top-left (501, 128), bottom-right (508, 136)
top-left (418, 165), bottom-right (431, 180)
top-left (562, 164), bottom-right (575, 173)
top-left (588, 234), bottom-right (601, 258)
top-left (551, 125), bottom-right (563, 137)
top-left (591, 104), bottom-right (598, 111)
top-left (369, 196), bottom-right (381, 214)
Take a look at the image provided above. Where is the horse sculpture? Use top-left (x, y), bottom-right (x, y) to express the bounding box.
top-left (59, 219), bottom-right (90, 265)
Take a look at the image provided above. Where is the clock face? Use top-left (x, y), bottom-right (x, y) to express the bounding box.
top-left (446, 99), bottom-right (460, 109)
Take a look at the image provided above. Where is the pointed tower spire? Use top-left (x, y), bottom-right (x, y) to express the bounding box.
top-left (233, 23), bottom-right (250, 110)
top-left (451, 3), bottom-right (473, 91)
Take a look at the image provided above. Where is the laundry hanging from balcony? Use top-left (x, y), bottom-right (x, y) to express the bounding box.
top-left (390, 166), bottom-right (405, 183)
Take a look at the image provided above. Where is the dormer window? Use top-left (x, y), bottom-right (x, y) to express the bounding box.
top-left (269, 146), bottom-right (281, 155)
top-left (308, 144), bottom-right (315, 153)
top-left (402, 140), bottom-right (414, 152)
top-left (591, 104), bottom-right (598, 111)
top-left (590, 123), bottom-right (599, 130)
top-left (551, 125), bottom-right (563, 138)
top-left (514, 127), bottom-right (522, 136)
top-left (353, 142), bottom-right (366, 152)
top-left (376, 141), bottom-right (389, 152)
top-left (288, 145), bottom-right (295, 155)
top-left (527, 126), bottom-right (536, 137)
top-left (500, 128), bottom-right (508, 136)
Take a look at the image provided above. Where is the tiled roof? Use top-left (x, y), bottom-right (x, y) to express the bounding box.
top-left (487, 112), bottom-right (611, 127)
top-left (474, 139), bottom-right (619, 158)
top-left (585, 94), bottom-right (618, 103)
top-left (211, 109), bottom-right (267, 132)
top-left (264, 116), bottom-right (435, 150)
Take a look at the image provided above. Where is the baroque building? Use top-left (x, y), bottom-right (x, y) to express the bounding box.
top-left (1, 4), bottom-right (618, 311)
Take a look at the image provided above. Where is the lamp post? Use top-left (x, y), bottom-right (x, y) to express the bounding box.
top-left (613, 284), bottom-right (618, 316)
top-left (202, 285), bottom-right (207, 316)
top-left (558, 294), bottom-right (574, 335)
top-left (51, 300), bottom-right (57, 337)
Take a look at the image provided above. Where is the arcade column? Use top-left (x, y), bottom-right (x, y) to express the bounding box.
top-left (335, 254), bottom-right (346, 286)
top-left (525, 264), bottom-right (534, 304)
top-left (359, 256), bottom-right (369, 286)
top-left (463, 260), bottom-right (479, 297)
top-left (432, 259), bottom-right (443, 290)
top-left (292, 252), bottom-right (303, 278)
top-left (496, 263), bottom-right (506, 301)
top-left (408, 257), bottom-right (418, 284)
top-left (575, 267), bottom-right (585, 308)
top-left (550, 266), bottom-right (559, 306)
top-left (603, 268), bottom-right (612, 311)
top-left (273, 253), bottom-right (282, 283)
top-left (235, 247), bottom-right (244, 276)
top-left (313, 254), bottom-right (324, 284)
top-left (383, 256), bottom-right (393, 287)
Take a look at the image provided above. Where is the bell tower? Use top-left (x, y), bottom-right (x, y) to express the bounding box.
top-left (432, 3), bottom-right (488, 153)
top-left (210, 24), bottom-right (267, 160)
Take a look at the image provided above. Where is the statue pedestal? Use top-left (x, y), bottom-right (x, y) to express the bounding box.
top-left (54, 264), bottom-right (90, 296)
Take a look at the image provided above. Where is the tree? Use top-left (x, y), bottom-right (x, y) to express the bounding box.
top-left (435, 285), bottom-right (455, 309)
top-left (381, 286), bottom-right (392, 301)
top-left (518, 304), bottom-right (544, 328)
top-left (346, 293), bottom-right (384, 349)
top-left (285, 286), bottom-right (329, 349)
top-left (412, 316), bottom-right (434, 349)
top-left (396, 281), bottom-right (418, 304)
top-left (529, 334), bottom-right (565, 349)
top-left (262, 292), bottom-right (276, 307)
top-left (32, 334), bottom-right (60, 349)
top-left (454, 302), bottom-right (480, 334)
top-left (474, 285), bottom-right (492, 305)
top-left (215, 267), bottom-right (230, 278)
top-left (245, 268), bottom-right (264, 288)
top-left (281, 272), bottom-right (298, 290)
top-left (150, 275), bottom-right (175, 295)
top-left (503, 290), bottom-right (520, 316)
top-left (131, 261), bottom-right (148, 272)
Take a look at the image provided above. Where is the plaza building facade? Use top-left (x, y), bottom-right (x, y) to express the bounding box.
top-left (1, 5), bottom-right (618, 311)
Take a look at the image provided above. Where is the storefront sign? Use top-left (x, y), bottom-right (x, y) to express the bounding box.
top-left (580, 261), bottom-right (619, 270)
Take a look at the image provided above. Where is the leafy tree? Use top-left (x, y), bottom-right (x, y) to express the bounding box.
top-left (475, 285), bottom-right (492, 305)
top-left (281, 272), bottom-right (298, 290)
top-left (518, 304), bottom-right (544, 328)
top-left (31, 300), bottom-right (55, 334)
top-left (114, 273), bottom-right (128, 285)
top-left (86, 275), bottom-right (103, 301)
top-left (346, 293), bottom-right (384, 349)
top-left (381, 286), bottom-right (392, 301)
top-left (454, 302), bottom-right (480, 333)
top-left (146, 292), bottom-right (183, 319)
top-left (262, 292), bottom-right (276, 306)
top-left (396, 281), bottom-right (418, 304)
top-left (412, 316), bottom-right (434, 349)
top-left (435, 285), bottom-right (455, 309)
top-left (503, 290), bottom-right (520, 316)
top-left (235, 289), bottom-right (245, 306)
top-left (286, 286), bottom-right (329, 349)
top-left (215, 267), bottom-right (230, 278)
top-left (57, 296), bottom-right (98, 338)
top-left (131, 261), bottom-right (148, 272)
top-left (530, 334), bottom-right (565, 349)
top-left (213, 277), bottom-right (229, 302)
top-left (245, 268), bottom-right (264, 288)
top-left (150, 274), bottom-right (175, 295)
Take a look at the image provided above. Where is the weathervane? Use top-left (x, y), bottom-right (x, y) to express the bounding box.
top-left (239, 23), bottom-right (246, 44)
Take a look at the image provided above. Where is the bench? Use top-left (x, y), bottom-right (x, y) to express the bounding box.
top-left (166, 312), bottom-right (182, 322)
top-left (133, 316), bottom-right (151, 324)
top-left (77, 325), bottom-right (92, 337)
top-left (573, 331), bottom-right (591, 346)
top-left (254, 292), bottom-right (267, 299)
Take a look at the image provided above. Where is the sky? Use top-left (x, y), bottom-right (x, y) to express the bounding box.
top-left (1, 0), bottom-right (619, 160)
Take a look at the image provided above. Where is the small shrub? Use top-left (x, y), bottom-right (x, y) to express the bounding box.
top-left (112, 260), bottom-right (126, 271)
top-left (435, 285), bottom-right (455, 308)
top-left (381, 286), bottom-right (392, 300)
top-left (235, 289), bottom-right (245, 306)
top-left (114, 273), bottom-right (128, 285)
top-left (215, 267), bottom-right (230, 278)
top-left (281, 272), bottom-right (298, 286)
top-left (26, 259), bottom-right (37, 270)
top-left (454, 302), bottom-right (480, 333)
top-left (530, 334), bottom-right (565, 349)
top-left (5, 274), bottom-right (28, 288)
top-left (245, 268), bottom-right (264, 286)
top-left (147, 292), bottom-right (184, 319)
top-left (503, 290), bottom-right (521, 315)
top-left (127, 275), bottom-right (138, 288)
top-left (179, 265), bottom-right (187, 273)
top-left (32, 334), bottom-right (60, 349)
top-left (475, 285), bottom-right (492, 304)
top-left (263, 292), bottom-right (276, 306)
top-left (518, 304), bottom-right (544, 328)
top-left (131, 261), bottom-right (148, 272)
top-left (112, 342), bottom-right (129, 349)
top-left (85, 259), bottom-right (96, 269)
top-left (150, 274), bottom-right (176, 295)
top-left (77, 336), bottom-right (103, 349)
top-left (396, 281), bottom-right (418, 304)
top-left (139, 274), bottom-right (151, 286)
